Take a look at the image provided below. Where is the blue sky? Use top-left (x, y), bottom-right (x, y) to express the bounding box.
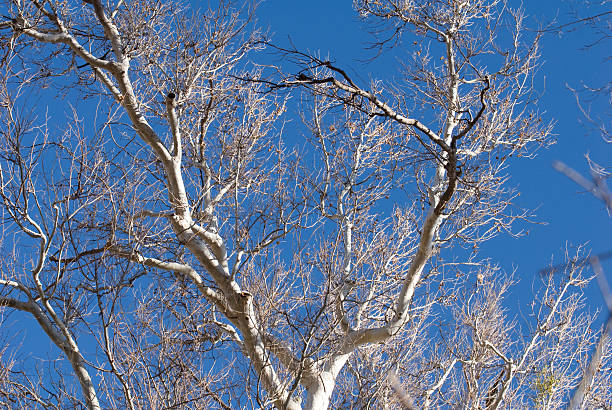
top-left (255, 0), bottom-right (612, 311)
top-left (2, 0), bottom-right (610, 405)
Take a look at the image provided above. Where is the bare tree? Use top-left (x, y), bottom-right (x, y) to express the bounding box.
top-left (0, 0), bottom-right (609, 409)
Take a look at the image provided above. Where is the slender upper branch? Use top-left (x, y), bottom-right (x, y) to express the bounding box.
top-left (291, 72), bottom-right (450, 152)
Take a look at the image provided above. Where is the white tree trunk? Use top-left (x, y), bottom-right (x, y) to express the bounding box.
top-left (305, 372), bottom-right (335, 410)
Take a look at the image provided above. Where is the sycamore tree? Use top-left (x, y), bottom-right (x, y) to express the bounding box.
top-left (0, 0), bottom-right (610, 408)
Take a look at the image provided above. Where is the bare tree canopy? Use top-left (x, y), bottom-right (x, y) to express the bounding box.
top-left (0, 0), bottom-right (610, 409)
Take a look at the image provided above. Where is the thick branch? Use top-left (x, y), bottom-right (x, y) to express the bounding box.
top-left (19, 27), bottom-right (117, 71)
top-left (91, 0), bottom-right (127, 66)
top-left (165, 92), bottom-right (182, 159)
top-left (0, 296), bottom-right (35, 312)
top-left (113, 249), bottom-right (228, 311)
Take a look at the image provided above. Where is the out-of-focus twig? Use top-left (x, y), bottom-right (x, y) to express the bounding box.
top-left (553, 160), bottom-right (612, 212)
top-left (568, 256), bottom-right (612, 409)
top-left (387, 371), bottom-right (418, 410)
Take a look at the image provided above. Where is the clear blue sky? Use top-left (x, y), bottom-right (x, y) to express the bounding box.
top-left (255, 0), bottom-right (612, 311)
